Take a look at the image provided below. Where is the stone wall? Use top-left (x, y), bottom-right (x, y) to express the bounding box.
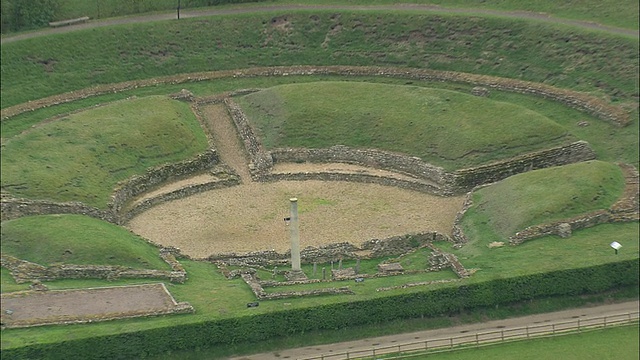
top-left (227, 99), bottom-right (596, 195)
top-left (109, 149), bottom-right (220, 219)
top-left (450, 189), bottom-right (478, 246)
top-left (449, 163), bottom-right (639, 246)
top-left (0, 283), bottom-right (194, 329)
top-left (208, 232), bottom-right (451, 267)
top-left (509, 163), bottom-right (640, 244)
top-left (1, 150), bottom-right (227, 224)
top-left (451, 141), bottom-right (597, 192)
top-left (239, 271), bottom-right (354, 301)
top-left (270, 146), bottom-right (452, 185)
top-left (0, 251), bottom-right (187, 284)
top-left (263, 171), bottom-right (450, 196)
top-left (3, 66), bottom-right (629, 126)
top-left (223, 98), bottom-right (273, 177)
top-left (121, 176), bottom-right (240, 223)
top-left (0, 198), bottom-right (114, 223)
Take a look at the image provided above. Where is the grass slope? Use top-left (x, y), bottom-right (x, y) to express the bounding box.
top-left (0, 95), bottom-right (208, 208)
top-left (0, 214), bottom-right (170, 270)
top-left (1, 11), bottom-right (637, 108)
top-left (2, 75), bottom-right (637, 165)
top-left (460, 160), bottom-right (626, 241)
top-left (238, 81), bottom-right (572, 169)
top-left (13, 0), bottom-right (640, 33)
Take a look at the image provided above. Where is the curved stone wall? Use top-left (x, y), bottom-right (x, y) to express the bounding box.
top-left (224, 97), bottom-right (598, 195)
top-left (2, 66), bottom-right (630, 126)
top-left (109, 149), bottom-right (220, 216)
top-left (509, 163), bottom-right (640, 244)
top-left (450, 163), bottom-right (639, 246)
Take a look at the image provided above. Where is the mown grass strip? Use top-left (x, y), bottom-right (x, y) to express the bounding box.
top-left (410, 323), bottom-right (639, 360)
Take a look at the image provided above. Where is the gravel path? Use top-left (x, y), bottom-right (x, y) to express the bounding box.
top-left (228, 300), bottom-right (640, 360)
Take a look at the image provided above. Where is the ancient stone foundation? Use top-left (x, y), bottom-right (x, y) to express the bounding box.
top-left (0, 250), bottom-right (187, 284)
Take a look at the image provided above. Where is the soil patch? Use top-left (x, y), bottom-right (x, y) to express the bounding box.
top-left (0, 283), bottom-right (183, 328)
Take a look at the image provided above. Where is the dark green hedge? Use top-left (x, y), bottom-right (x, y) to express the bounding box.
top-left (3, 259), bottom-right (638, 359)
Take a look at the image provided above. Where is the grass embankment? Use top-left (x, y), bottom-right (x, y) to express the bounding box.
top-left (21, 0), bottom-right (640, 32)
top-left (0, 214), bottom-right (171, 271)
top-left (2, 75), bottom-right (638, 165)
top-left (416, 324), bottom-right (639, 360)
top-left (237, 81), bottom-right (572, 169)
top-left (461, 160), bottom-right (626, 241)
top-left (1, 11), bottom-right (637, 109)
top-left (0, 95), bottom-right (208, 208)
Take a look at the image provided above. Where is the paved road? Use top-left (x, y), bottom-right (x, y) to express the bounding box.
top-left (1, 3), bottom-right (637, 45)
top-left (228, 300), bottom-right (639, 359)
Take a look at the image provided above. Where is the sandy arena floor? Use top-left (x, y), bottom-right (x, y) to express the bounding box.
top-left (127, 181), bottom-right (465, 258)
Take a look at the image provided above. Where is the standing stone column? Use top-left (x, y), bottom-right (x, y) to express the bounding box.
top-left (290, 198), bottom-right (301, 271)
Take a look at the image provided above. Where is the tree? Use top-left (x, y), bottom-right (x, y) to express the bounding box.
top-left (1, 0), bottom-right (61, 33)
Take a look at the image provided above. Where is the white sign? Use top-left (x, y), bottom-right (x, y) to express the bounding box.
top-left (610, 241), bottom-right (622, 250)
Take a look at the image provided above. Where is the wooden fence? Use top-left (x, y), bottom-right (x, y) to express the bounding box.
top-left (300, 311), bottom-right (639, 360)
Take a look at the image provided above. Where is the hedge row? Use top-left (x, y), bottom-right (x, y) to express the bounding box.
top-left (2, 259), bottom-right (638, 359)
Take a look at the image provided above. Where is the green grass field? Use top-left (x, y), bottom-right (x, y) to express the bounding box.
top-left (0, 1), bottom-right (638, 358)
top-left (461, 160), bottom-right (626, 240)
top-left (412, 324), bottom-right (639, 360)
top-left (237, 82), bottom-right (572, 169)
top-left (11, 0), bottom-right (640, 31)
top-left (1, 214), bottom-right (171, 270)
top-left (1, 95), bottom-right (208, 208)
top-left (1, 11), bottom-right (637, 109)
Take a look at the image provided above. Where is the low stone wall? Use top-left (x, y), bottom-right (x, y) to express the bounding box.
top-left (227, 99), bottom-right (596, 195)
top-left (109, 149), bottom-right (220, 218)
top-left (223, 98), bottom-right (273, 177)
top-left (2, 66), bottom-right (630, 126)
top-left (449, 163), bottom-right (639, 246)
top-left (209, 232), bottom-right (451, 267)
top-left (509, 163), bottom-right (640, 245)
top-left (270, 146), bottom-right (452, 185)
top-left (0, 198), bottom-right (114, 223)
top-left (0, 283), bottom-right (194, 329)
top-left (0, 252), bottom-right (187, 284)
top-left (451, 141), bottom-right (597, 192)
top-left (268, 142), bottom-right (596, 194)
top-left (262, 171), bottom-right (450, 196)
top-left (240, 271), bottom-right (353, 301)
top-left (121, 176), bottom-right (240, 223)
top-left (1, 149), bottom-right (225, 224)
top-left (450, 189), bottom-right (478, 246)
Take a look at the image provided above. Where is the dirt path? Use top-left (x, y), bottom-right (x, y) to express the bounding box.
top-left (201, 104), bottom-right (252, 183)
top-left (228, 300), bottom-right (640, 360)
top-left (1, 4), bottom-right (635, 45)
